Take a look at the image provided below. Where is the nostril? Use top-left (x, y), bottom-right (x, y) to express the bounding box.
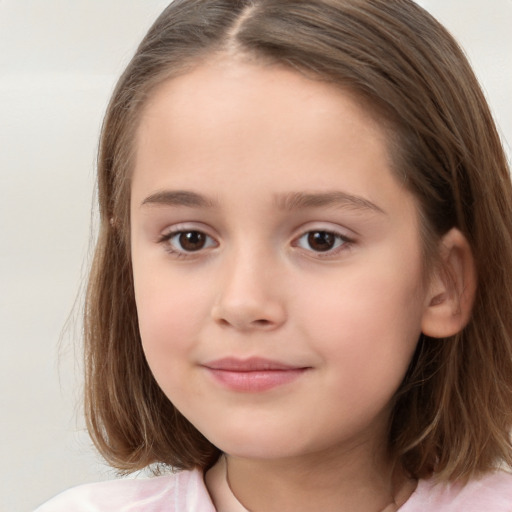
top-left (253, 319), bottom-right (271, 326)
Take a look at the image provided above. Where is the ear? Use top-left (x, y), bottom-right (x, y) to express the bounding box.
top-left (421, 228), bottom-right (476, 339)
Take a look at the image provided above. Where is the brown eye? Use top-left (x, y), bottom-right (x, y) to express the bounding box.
top-left (295, 230), bottom-right (350, 254)
top-left (307, 231), bottom-right (336, 252)
top-left (178, 231), bottom-right (208, 251)
top-left (162, 229), bottom-right (217, 254)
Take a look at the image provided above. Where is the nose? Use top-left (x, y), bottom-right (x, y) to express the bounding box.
top-left (211, 248), bottom-right (287, 331)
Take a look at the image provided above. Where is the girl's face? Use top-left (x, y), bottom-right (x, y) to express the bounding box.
top-left (130, 59), bottom-right (432, 462)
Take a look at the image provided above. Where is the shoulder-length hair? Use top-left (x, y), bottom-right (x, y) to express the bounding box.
top-left (85, 0), bottom-right (512, 480)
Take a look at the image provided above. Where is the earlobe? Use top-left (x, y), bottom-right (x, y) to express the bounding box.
top-left (421, 228), bottom-right (476, 339)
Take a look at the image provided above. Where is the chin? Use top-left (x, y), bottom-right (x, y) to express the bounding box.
top-left (204, 427), bottom-right (316, 461)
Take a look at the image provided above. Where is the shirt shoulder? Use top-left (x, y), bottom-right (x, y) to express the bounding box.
top-left (34, 468), bottom-right (216, 512)
top-left (401, 471), bottom-right (512, 512)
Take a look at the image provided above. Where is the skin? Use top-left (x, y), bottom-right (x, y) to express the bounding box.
top-left (130, 57), bottom-right (441, 511)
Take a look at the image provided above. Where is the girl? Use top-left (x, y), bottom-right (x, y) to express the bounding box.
top-left (37, 0), bottom-right (512, 510)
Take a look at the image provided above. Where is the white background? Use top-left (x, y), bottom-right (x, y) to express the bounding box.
top-left (0, 1), bottom-right (510, 511)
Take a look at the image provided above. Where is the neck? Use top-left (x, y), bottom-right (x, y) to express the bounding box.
top-left (221, 442), bottom-right (415, 512)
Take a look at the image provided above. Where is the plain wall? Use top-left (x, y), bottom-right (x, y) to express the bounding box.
top-left (0, 1), bottom-right (510, 511)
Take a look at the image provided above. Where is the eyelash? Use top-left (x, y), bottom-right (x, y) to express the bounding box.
top-left (292, 230), bottom-right (354, 258)
top-left (157, 228), bottom-right (354, 259)
top-left (158, 229), bottom-right (217, 258)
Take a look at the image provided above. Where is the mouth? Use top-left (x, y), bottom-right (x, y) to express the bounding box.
top-left (202, 357), bottom-right (310, 392)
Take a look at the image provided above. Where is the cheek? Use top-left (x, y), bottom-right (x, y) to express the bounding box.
top-left (299, 258), bottom-right (425, 387)
top-left (132, 264), bottom-right (211, 371)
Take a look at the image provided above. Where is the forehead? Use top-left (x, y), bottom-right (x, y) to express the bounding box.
top-left (137, 57), bottom-right (388, 141)
top-left (134, 58), bottom-right (396, 191)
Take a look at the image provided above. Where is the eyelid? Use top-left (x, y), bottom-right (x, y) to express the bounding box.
top-left (292, 222), bottom-right (356, 240)
top-left (158, 223), bottom-right (219, 256)
top-left (291, 223), bottom-right (356, 257)
top-left (158, 221), bottom-right (215, 239)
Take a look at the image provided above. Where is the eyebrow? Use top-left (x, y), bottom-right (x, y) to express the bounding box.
top-left (274, 191), bottom-right (385, 214)
top-left (140, 189), bottom-right (385, 214)
top-left (141, 190), bottom-right (217, 208)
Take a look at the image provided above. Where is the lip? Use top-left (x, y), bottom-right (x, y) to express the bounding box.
top-left (202, 357), bottom-right (310, 392)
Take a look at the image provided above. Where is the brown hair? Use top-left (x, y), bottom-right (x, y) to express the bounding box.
top-left (85, 0), bottom-right (512, 480)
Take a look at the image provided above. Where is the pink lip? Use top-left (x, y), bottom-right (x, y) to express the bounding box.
top-left (202, 357), bottom-right (309, 392)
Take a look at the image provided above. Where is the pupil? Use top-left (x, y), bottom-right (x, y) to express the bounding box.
top-left (179, 231), bottom-right (205, 251)
top-left (308, 231), bottom-right (335, 252)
